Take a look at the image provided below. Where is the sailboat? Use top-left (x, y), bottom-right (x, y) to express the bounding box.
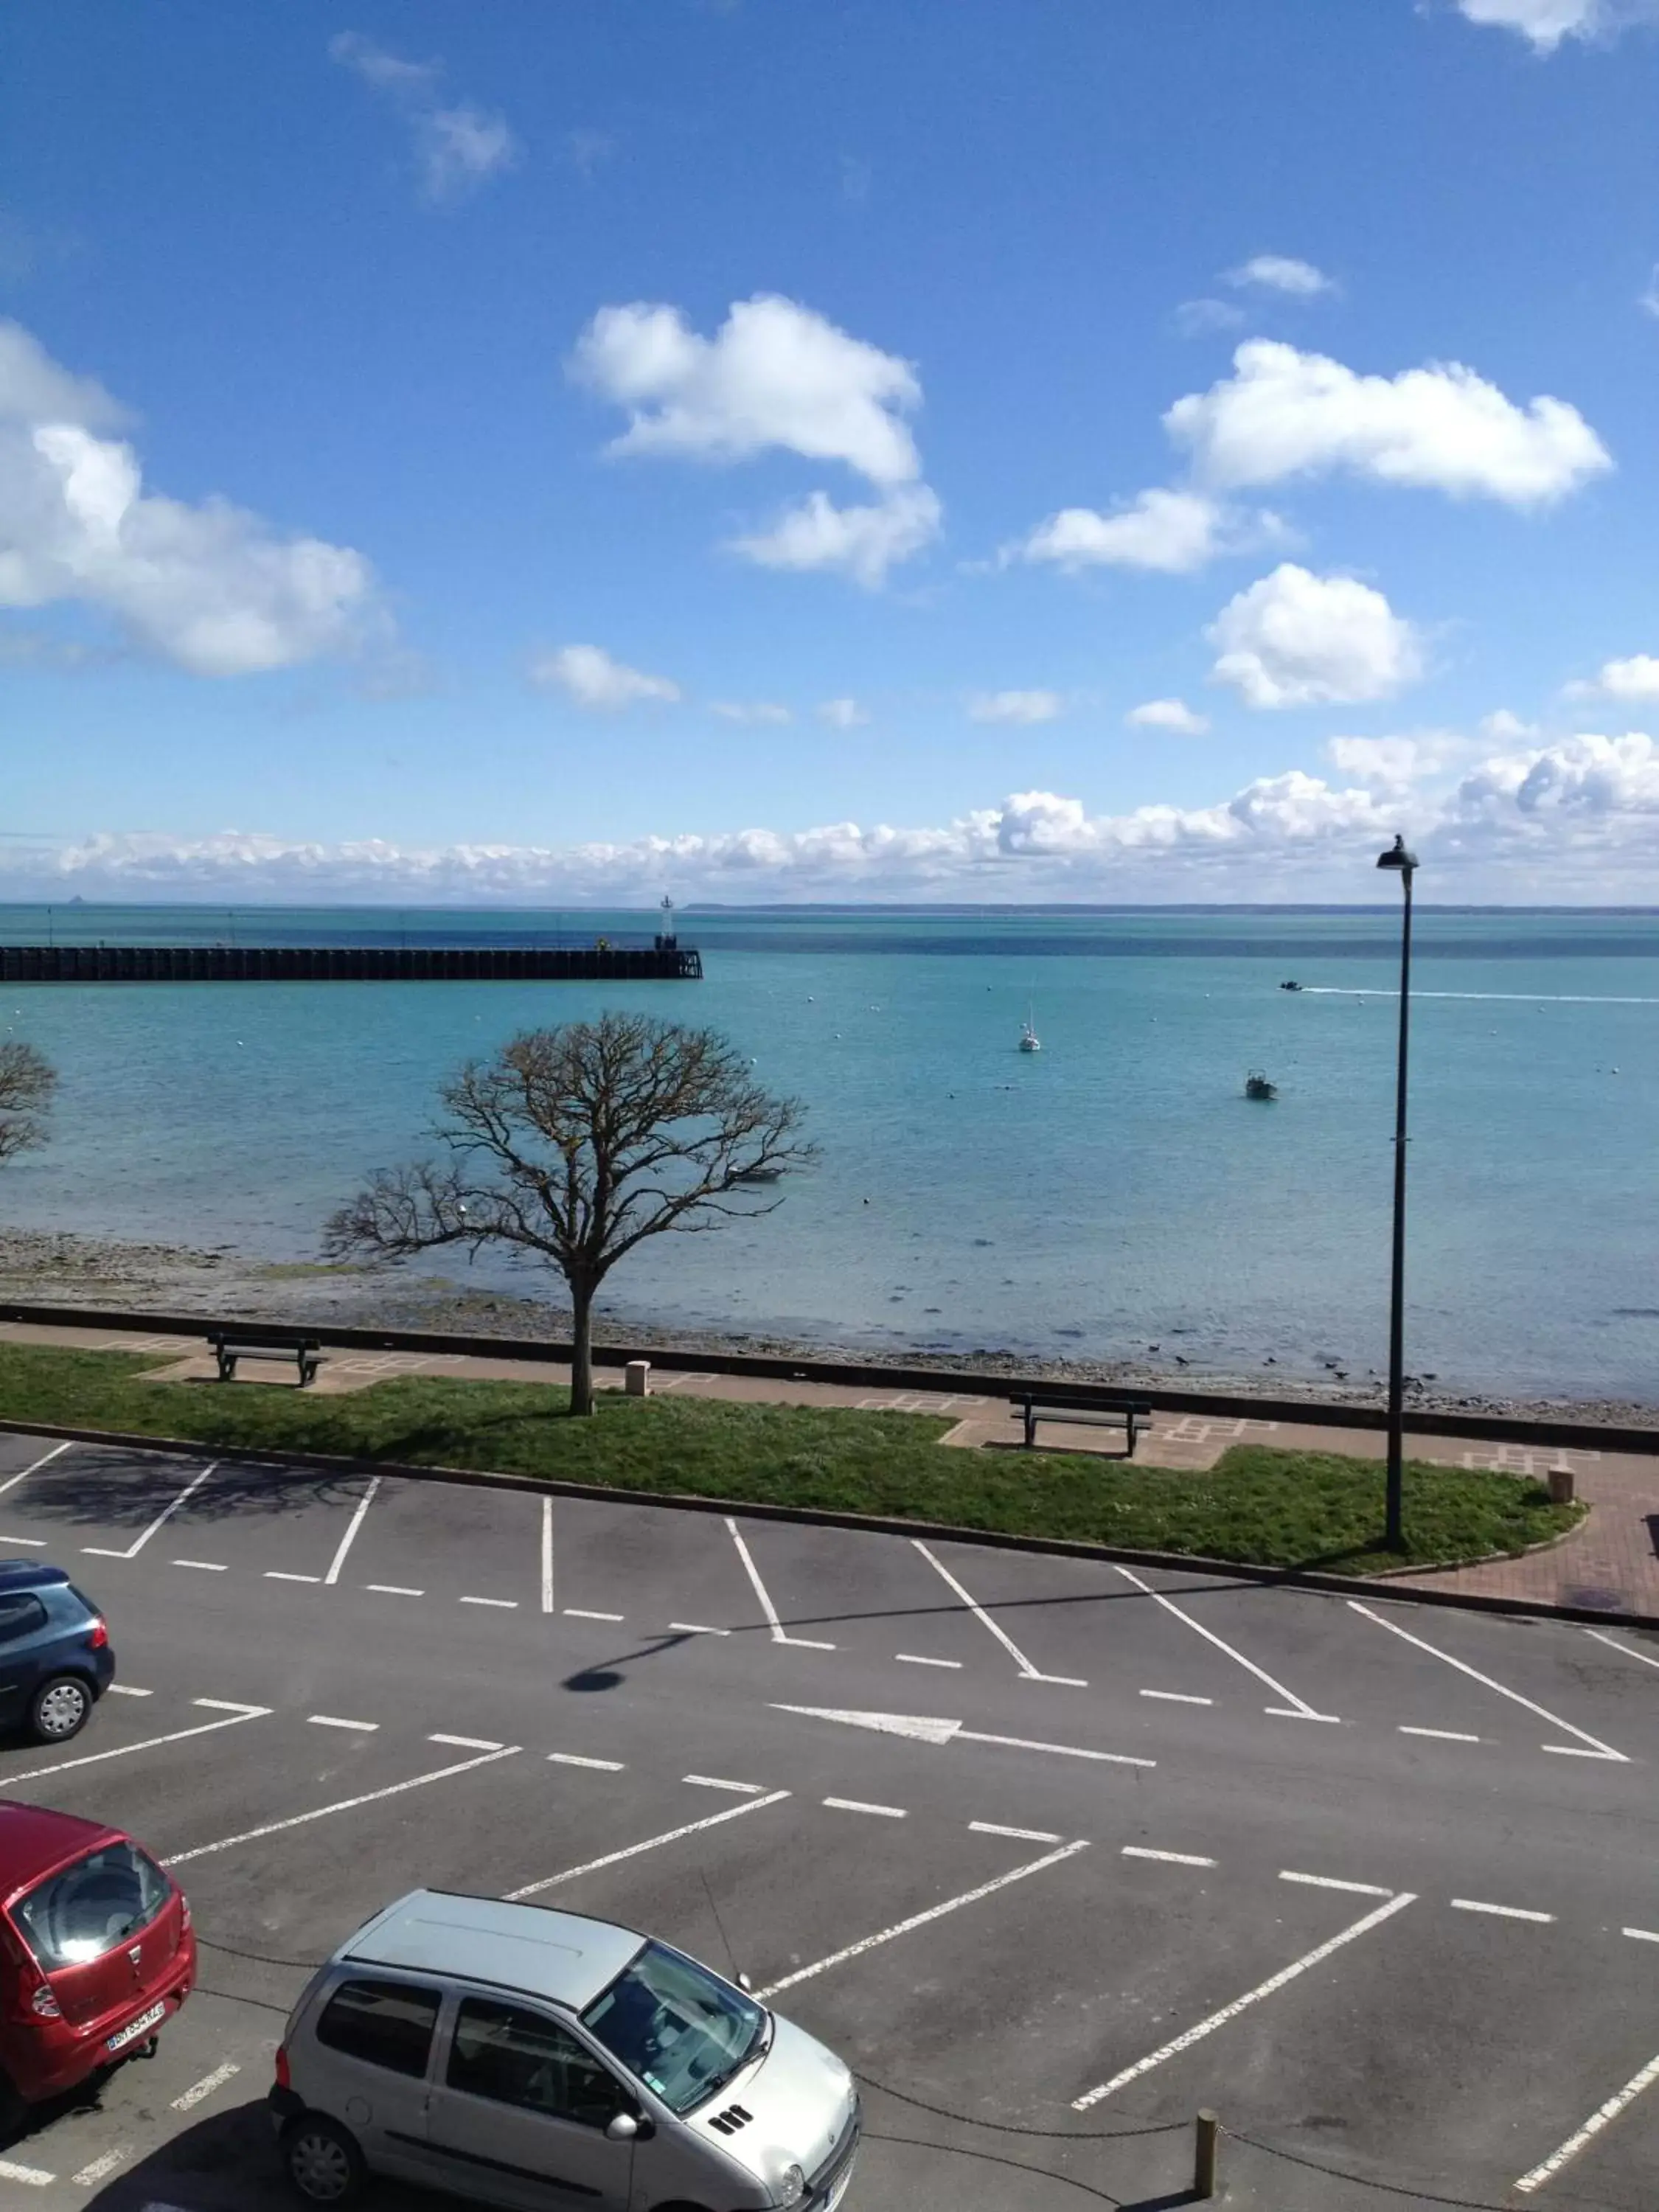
top-left (1018, 1006), bottom-right (1041, 1053)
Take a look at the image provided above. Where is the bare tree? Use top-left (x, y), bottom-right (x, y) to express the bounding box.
top-left (324, 1014), bottom-right (815, 1415)
top-left (0, 1042), bottom-right (56, 1165)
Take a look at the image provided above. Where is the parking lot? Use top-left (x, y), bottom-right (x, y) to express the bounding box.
top-left (0, 1429), bottom-right (1653, 2209)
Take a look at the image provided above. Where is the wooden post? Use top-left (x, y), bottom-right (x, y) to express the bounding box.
top-left (1547, 1462), bottom-right (1575, 1505)
top-left (1194, 2110), bottom-right (1220, 2198)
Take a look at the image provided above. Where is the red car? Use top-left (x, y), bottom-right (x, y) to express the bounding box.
top-left (0, 1803), bottom-right (194, 2127)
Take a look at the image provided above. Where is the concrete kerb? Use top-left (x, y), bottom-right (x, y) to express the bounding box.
top-left (3, 1412), bottom-right (1655, 1635)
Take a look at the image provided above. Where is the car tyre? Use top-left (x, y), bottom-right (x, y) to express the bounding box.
top-left (282, 2113), bottom-right (366, 2205)
top-left (28, 1674), bottom-right (91, 1744)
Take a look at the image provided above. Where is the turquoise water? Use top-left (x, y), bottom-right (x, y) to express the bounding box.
top-left (1, 903), bottom-right (1656, 1400)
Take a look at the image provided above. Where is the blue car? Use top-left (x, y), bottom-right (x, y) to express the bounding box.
top-left (0, 1563), bottom-right (115, 1744)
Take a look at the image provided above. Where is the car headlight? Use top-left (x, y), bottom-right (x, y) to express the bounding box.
top-left (773, 2164), bottom-right (806, 2208)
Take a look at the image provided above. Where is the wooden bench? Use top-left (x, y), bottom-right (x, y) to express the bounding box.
top-left (209, 1330), bottom-right (321, 1386)
top-left (1012, 1390), bottom-right (1152, 1455)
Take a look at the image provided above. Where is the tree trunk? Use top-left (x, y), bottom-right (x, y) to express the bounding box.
top-left (568, 1276), bottom-right (596, 1417)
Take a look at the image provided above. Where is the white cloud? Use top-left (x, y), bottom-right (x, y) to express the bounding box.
top-left (1325, 735), bottom-right (1433, 790)
top-left (1014, 488), bottom-right (1231, 574)
top-left (330, 32), bottom-right (518, 201)
top-left (967, 689), bottom-right (1065, 725)
top-left (817, 696), bottom-right (869, 728)
top-left (1166, 339), bottom-right (1610, 507)
top-left (1226, 254), bottom-right (1334, 297)
top-left (0, 323), bottom-right (375, 676)
top-left (1454, 0), bottom-right (1654, 49)
top-left (1480, 708), bottom-right (1539, 740)
top-left (711, 699), bottom-right (792, 725)
top-left (1565, 653), bottom-right (1659, 701)
top-left (1640, 265), bottom-right (1659, 318)
top-left (530, 643), bottom-right (681, 711)
top-left (1127, 698), bottom-right (1210, 735)
top-left (729, 484), bottom-right (941, 588)
top-left (1174, 299), bottom-right (1246, 338)
top-left (1208, 563), bottom-right (1423, 709)
top-left (571, 294), bottom-right (923, 487)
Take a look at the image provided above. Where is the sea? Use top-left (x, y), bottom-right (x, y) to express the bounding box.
top-left (1, 902), bottom-right (1656, 1403)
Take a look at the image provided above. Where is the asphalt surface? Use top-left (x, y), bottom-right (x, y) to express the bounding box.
top-left (0, 1430), bottom-right (1652, 2211)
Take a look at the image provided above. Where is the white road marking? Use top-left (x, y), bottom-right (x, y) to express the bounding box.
top-left (549, 1753), bottom-right (625, 1771)
top-left (760, 1840), bottom-right (1089, 2000)
top-left (1586, 1627), bottom-right (1659, 1672)
top-left (325, 1475), bottom-right (380, 1586)
top-left (972, 1821), bottom-right (1062, 1843)
top-left (265, 1571), bottom-right (321, 1584)
top-left (431, 1733), bottom-right (504, 1750)
top-left (171, 2060), bottom-right (240, 2110)
top-left (541, 1495), bottom-right (554, 1615)
top-left (565, 1608), bottom-right (624, 1622)
top-left (366, 1583), bottom-right (423, 1596)
top-left (1514, 2046), bottom-right (1659, 2195)
top-left (307, 1715), bottom-right (379, 1732)
top-left (685, 1775), bottom-right (768, 1795)
top-left (1123, 1847), bottom-right (1216, 1868)
top-left (1399, 1725), bottom-right (1481, 1742)
top-left (1450, 1898), bottom-right (1555, 1922)
top-left (0, 1536), bottom-right (46, 1547)
top-left (194, 1699), bottom-right (268, 1714)
top-left (1349, 1601), bottom-right (1628, 1761)
top-left (824, 1797), bottom-right (906, 1818)
top-left (0, 1441), bottom-right (72, 1496)
top-left (109, 1683), bottom-right (152, 1696)
top-left (0, 2156), bottom-right (54, 2185)
top-left (1264, 1706), bottom-right (1342, 1722)
top-left (911, 1540), bottom-right (1084, 1684)
top-left (0, 1703), bottom-right (270, 1787)
top-left (172, 1559), bottom-right (226, 1572)
top-left (1624, 1927), bottom-right (1659, 1944)
top-left (773, 1703), bottom-right (1155, 1767)
top-left (726, 1519), bottom-right (835, 1649)
top-left (165, 1745), bottom-right (521, 1865)
top-left (672, 1621), bottom-right (731, 1636)
top-left (72, 2146), bottom-right (131, 2185)
top-left (507, 1791), bottom-right (791, 1899)
top-left (82, 1462), bottom-right (217, 1561)
top-left (897, 1653), bottom-right (961, 1669)
top-left (1074, 1891), bottom-right (1416, 2108)
top-left (1140, 1689), bottom-right (1212, 1705)
top-left (460, 1594), bottom-right (518, 1608)
top-left (1280, 1871), bottom-right (1392, 1896)
top-left (1113, 1562), bottom-right (1336, 1720)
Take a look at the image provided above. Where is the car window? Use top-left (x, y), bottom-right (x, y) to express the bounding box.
top-left (65, 1586), bottom-right (101, 1624)
top-left (316, 1979), bottom-right (441, 2079)
top-left (13, 1843), bottom-right (171, 1969)
top-left (0, 1594), bottom-right (48, 1645)
top-left (582, 1939), bottom-right (763, 2115)
top-left (448, 1996), bottom-right (623, 2129)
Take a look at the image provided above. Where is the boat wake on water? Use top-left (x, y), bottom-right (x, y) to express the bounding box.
top-left (1297, 988), bottom-right (1659, 1005)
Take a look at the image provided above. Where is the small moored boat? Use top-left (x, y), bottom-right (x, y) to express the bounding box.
top-left (1244, 1071), bottom-right (1278, 1101)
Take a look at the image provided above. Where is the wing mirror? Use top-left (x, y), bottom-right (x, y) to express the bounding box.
top-left (606, 2112), bottom-right (651, 2143)
top-left (737, 1972), bottom-right (754, 1993)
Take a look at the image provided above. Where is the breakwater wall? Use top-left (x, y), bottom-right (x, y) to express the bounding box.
top-left (0, 944), bottom-right (703, 983)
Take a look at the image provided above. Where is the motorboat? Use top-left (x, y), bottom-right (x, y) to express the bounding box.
top-left (1279, 980), bottom-right (1304, 992)
top-left (1244, 1071), bottom-right (1278, 1100)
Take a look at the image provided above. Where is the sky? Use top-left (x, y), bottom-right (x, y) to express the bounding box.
top-left (4, 0), bottom-right (1659, 905)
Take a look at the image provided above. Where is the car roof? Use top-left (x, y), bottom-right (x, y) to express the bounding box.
top-left (0, 1803), bottom-right (125, 1898)
top-left (0, 1561), bottom-right (71, 1593)
top-left (339, 1891), bottom-right (644, 2012)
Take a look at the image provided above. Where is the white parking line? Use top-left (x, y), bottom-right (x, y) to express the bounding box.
top-left (760, 1840), bottom-right (1089, 2000)
top-left (1113, 1562), bottom-right (1337, 1721)
top-left (507, 1791), bottom-right (792, 1899)
top-left (366, 1583), bottom-right (424, 1596)
top-left (265, 1571), bottom-right (321, 1584)
top-left (83, 1462), bottom-right (218, 1560)
top-left (1624, 1927), bottom-right (1659, 1944)
top-left (672, 1621), bottom-right (731, 1636)
top-left (72, 2146), bottom-right (130, 2186)
top-left (461, 1595), bottom-right (518, 1608)
top-left (164, 1744), bottom-right (521, 1865)
top-left (1585, 1627), bottom-right (1659, 1673)
top-left (542, 1495), bottom-right (554, 1615)
top-left (1073, 1892), bottom-right (1416, 2109)
top-left (1123, 1847), bottom-right (1216, 1868)
top-left (1349, 1601), bottom-right (1627, 1761)
top-left (431, 1733), bottom-right (505, 1750)
top-left (0, 1441), bottom-right (72, 1496)
top-left (308, 1715), bottom-right (379, 1732)
top-left (172, 2059), bottom-right (241, 2110)
top-left (0, 1536), bottom-right (45, 1547)
top-left (1280, 1871), bottom-right (1392, 1896)
top-left (549, 1753), bottom-right (625, 1771)
top-left (726, 1520), bottom-right (836, 1649)
top-left (109, 1683), bottom-right (152, 1696)
top-left (0, 2156), bottom-right (53, 2185)
top-left (897, 1653), bottom-right (961, 1669)
top-left (911, 1540), bottom-right (1082, 1684)
top-left (824, 1797), bottom-right (906, 1818)
top-left (972, 1821), bottom-right (1062, 1843)
top-left (565, 1608), bottom-right (624, 1622)
top-left (0, 1703), bottom-right (270, 1787)
top-left (1450, 1898), bottom-right (1555, 1922)
top-left (685, 1775), bottom-right (768, 1794)
top-left (1514, 2046), bottom-right (1659, 2194)
top-left (172, 1559), bottom-right (226, 1572)
top-left (325, 1475), bottom-right (380, 1586)
top-left (1399, 1726), bottom-right (1481, 1742)
top-left (1140, 1689), bottom-right (1212, 1705)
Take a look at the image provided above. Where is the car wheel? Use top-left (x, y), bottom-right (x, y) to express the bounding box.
top-left (282, 2114), bottom-right (366, 2205)
top-left (29, 1674), bottom-right (91, 1743)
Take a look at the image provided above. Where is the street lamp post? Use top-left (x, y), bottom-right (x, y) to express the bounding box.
top-left (1376, 833), bottom-right (1418, 1551)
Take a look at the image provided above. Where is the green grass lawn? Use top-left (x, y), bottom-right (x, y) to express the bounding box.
top-left (0, 1343), bottom-right (1582, 1576)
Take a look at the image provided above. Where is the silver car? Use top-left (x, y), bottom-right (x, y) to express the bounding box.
top-left (268, 1888), bottom-right (860, 2211)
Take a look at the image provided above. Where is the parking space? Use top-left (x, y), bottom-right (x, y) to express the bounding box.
top-left (548, 1493), bottom-right (762, 1635)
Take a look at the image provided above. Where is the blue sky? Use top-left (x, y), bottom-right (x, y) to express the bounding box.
top-left (4, 0), bottom-right (1659, 902)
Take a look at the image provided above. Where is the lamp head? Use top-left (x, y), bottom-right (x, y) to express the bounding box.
top-left (1376, 834), bottom-right (1418, 873)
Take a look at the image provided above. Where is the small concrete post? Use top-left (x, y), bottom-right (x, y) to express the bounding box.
top-left (1194, 2110), bottom-right (1220, 2198)
top-left (625, 1360), bottom-right (652, 1399)
top-left (1548, 1462), bottom-right (1575, 1505)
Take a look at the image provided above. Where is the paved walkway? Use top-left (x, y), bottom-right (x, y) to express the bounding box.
top-left (4, 1317), bottom-right (1657, 1618)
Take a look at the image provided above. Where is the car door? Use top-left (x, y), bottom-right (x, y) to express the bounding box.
top-left (0, 1593), bottom-right (50, 1725)
top-left (305, 1974), bottom-right (446, 2187)
top-left (425, 1992), bottom-right (640, 2211)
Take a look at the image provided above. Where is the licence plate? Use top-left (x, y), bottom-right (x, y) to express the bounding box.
top-left (824, 2161), bottom-right (855, 2211)
top-left (107, 2000), bottom-right (165, 2053)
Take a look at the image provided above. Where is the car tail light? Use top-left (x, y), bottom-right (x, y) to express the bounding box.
top-left (178, 1893), bottom-right (192, 1931)
top-left (86, 1618), bottom-right (108, 1650)
top-left (274, 2046), bottom-right (291, 2091)
top-left (30, 1984), bottom-right (60, 2019)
